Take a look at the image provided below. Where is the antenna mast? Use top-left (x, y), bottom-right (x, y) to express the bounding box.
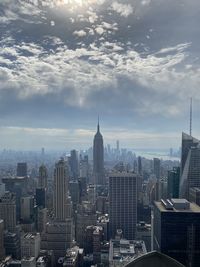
top-left (190, 97), bottom-right (192, 136)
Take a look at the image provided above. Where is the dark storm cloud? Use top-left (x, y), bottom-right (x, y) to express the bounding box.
top-left (0, 0), bottom-right (200, 149)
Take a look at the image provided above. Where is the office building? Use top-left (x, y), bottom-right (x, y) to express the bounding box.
top-left (0, 220), bottom-right (5, 260)
top-left (17, 163), bottom-right (27, 177)
top-left (69, 180), bottom-right (80, 205)
top-left (153, 199), bottom-right (200, 267)
top-left (36, 207), bottom-right (47, 233)
top-left (38, 165), bottom-right (48, 189)
top-left (0, 192), bottom-right (16, 232)
top-left (167, 167), bottom-right (180, 198)
top-left (153, 158), bottom-right (161, 180)
top-left (36, 188), bottom-right (46, 208)
top-left (41, 220), bottom-right (73, 261)
top-left (109, 172), bottom-right (137, 240)
top-left (21, 233), bottom-right (41, 259)
top-left (79, 155), bottom-right (89, 180)
top-left (180, 132), bottom-right (199, 175)
top-left (179, 145), bottom-right (200, 199)
top-left (54, 158), bottom-right (69, 221)
top-left (4, 231), bottom-right (20, 259)
top-left (0, 183), bottom-right (5, 197)
top-left (69, 150), bottom-right (79, 179)
top-left (136, 222), bottom-right (151, 252)
top-left (189, 187), bottom-right (200, 206)
top-left (138, 156), bottom-right (142, 175)
top-left (20, 196), bottom-right (35, 222)
top-left (93, 120), bottom-right (104, 185)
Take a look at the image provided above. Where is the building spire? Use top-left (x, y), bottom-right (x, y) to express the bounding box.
top-left (190, 97), bottom-right (192, 136)
top-left (97, 115), bottom-right (100, 132)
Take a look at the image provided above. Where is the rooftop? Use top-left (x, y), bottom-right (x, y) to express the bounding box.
top-left (155, 199), bottom-right (200, 213)
top-left (109, 239), bottom-right (146, 265)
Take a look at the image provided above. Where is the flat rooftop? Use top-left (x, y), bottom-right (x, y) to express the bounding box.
top-left (155, 199), bottom-right (200, 213)
top-left (110, 239), bottom-right (147, 264)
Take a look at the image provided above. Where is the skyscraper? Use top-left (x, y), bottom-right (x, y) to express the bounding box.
top-left (0, 192), bottom-right (16, 232)
top-left (179, 133), bottom-right (200, 199)
top-left (153, 199), bottom-right (200, 267)
top-left (109, 172), bottom-right (137, 240)
top-left (153, 158), bottom-right (161, 180)
top-left (38, 164), bottom-right (48, 189)
top-left (180, 132), bottom-right (199, 175)
top-left (179, 145), bottom-right (200, 199)
top-left (70, 150), bottom-right (79, 179)
top-left (17, 162), bottom-right (27, 177)
top-left (0, 220), bottom-right (5, 260)
top-left (54, 158), bottom-right (68, 221)
top-left (93, 120), bottom-right (104, 185)
top-left (167, 167), bottom-right (180, 198)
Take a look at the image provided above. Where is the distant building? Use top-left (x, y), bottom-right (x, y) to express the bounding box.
top-left (0, 220), bottom-right (5, 260)
top-left (36, 207), bottom-right (47, 233)
top-left (153, 198), bottom-right (200, 267)
top-left (54, 159), bottom-right (69, 221)
top-left (153, 158), bottom-right (160, 180)
top-left (109, 172), bottom-right (137, 240)
top-left (0, 183), bottom-right (5, 198)
top-left (69, 180), bottom-right (80, 205)
top-left (20, 196), bottom-right (35, 222)
top-left (138, 156), bottom-right (142, 176)
top-left (36, 188), bottom-right (46, 209)
top-left (21, 233), bottom-right (41, 259)
top-left (4, 231), bottom-right (20, 259)
top-left (189, 187), bottom-right (200, 206)
top-left (38, 165), bottom-right (48, 189)
top-left (79, 155), bottom-right (89, 180)
top-left (93, 120), bottom-right (104, 185)
top-left (167, 167), bottom-right (180, 198)
top-left (0, 192), bottom-right (16, 232)
top-left (70, 150), bottom-right (79, 180)
top-left (41, 220), bottom-right (73, 261)
top-left (17, 163), bottom-right (27, 177)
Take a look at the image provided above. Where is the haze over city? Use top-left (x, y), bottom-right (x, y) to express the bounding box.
top-left (1, 0), bottom-right (200, 150)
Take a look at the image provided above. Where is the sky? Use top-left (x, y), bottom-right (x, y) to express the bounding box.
top-left (0, 0), bottom-right (200, 150)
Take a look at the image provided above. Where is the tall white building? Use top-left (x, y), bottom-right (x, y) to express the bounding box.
top-left (54, 158), bottom-right (69, 221)
top-left (109, 172), bottom-right (137, 240)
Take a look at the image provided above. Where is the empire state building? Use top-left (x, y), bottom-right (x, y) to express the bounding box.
top-left (93, 120), bottom-right (104, 185)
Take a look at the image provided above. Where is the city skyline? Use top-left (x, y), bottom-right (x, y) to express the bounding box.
top-left (0, 0), bottom-right (200, 150)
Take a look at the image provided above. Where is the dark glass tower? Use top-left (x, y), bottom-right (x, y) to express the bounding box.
top-left (93, 120), bottom-right (104, 185)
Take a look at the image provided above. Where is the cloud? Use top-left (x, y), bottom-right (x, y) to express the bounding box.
top-left (0, 0), bottom-right (200, 149)
top-left (73, 30), bottom-right (87, 37)
top-left (111, 2), bottom-right (133, 17)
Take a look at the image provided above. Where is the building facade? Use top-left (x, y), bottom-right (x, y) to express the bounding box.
top-left (109, 172), bottom-right (137, 240)
top-left (153, 199), bottom-right (200, 267)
